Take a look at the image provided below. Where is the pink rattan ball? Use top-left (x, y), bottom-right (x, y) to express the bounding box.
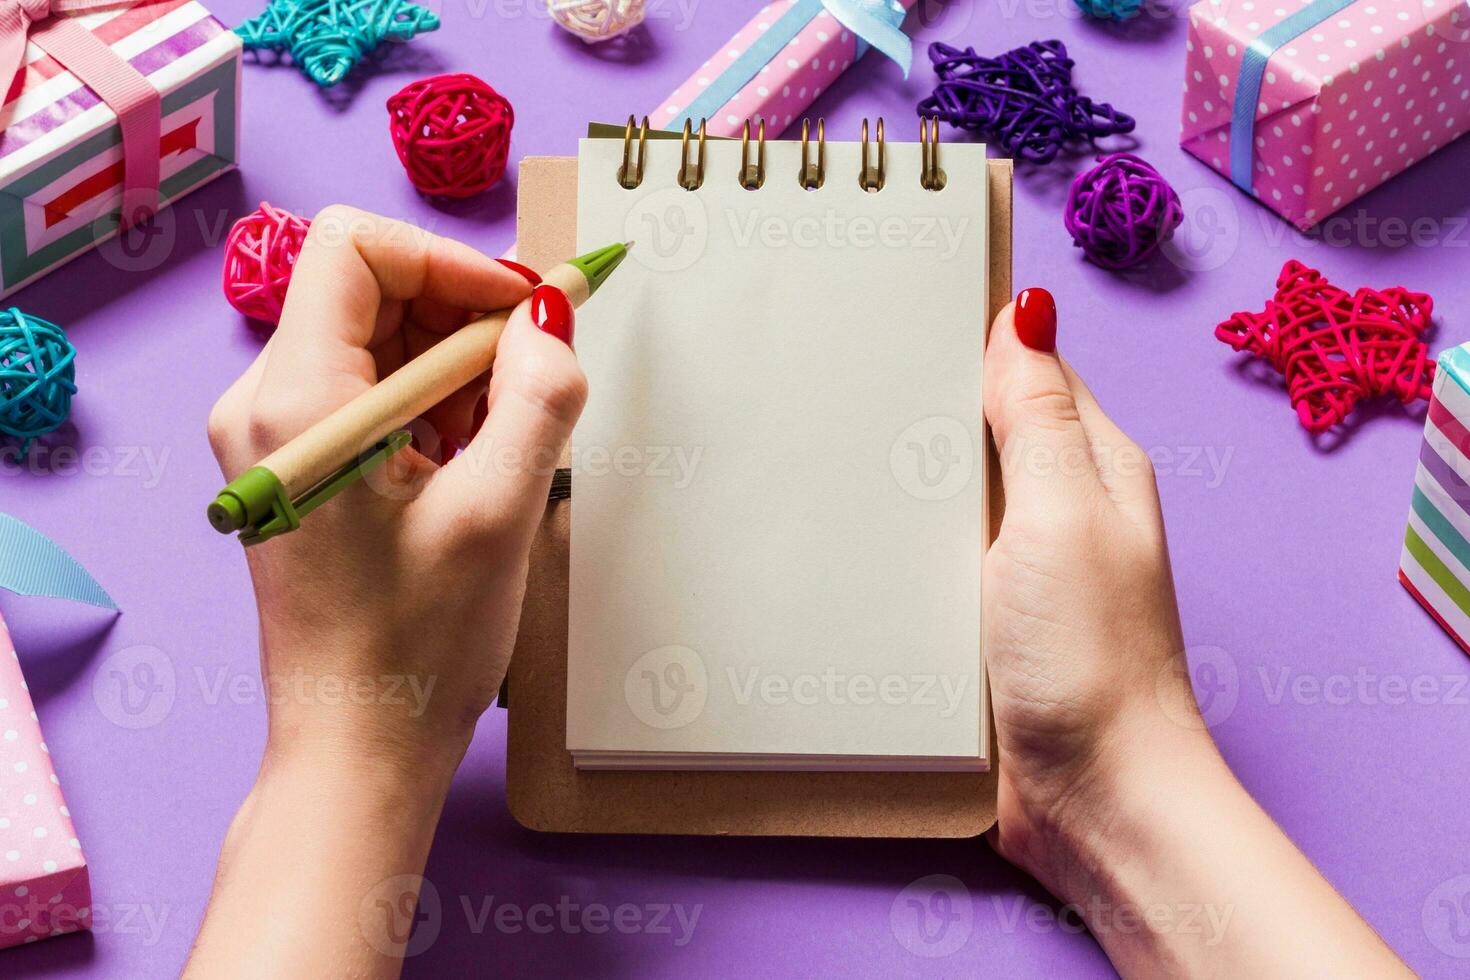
top-left (221, 202), bottom-right (311, 325)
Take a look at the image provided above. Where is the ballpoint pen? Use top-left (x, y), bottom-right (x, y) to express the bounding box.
top-left (206, 242), bottom-right (630, 545)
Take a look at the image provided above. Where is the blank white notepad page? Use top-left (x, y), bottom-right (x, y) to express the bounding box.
top-left (567, 134), bottom-right (988, 769)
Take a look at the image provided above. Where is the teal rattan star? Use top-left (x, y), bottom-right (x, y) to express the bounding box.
top-left (236, 0), bottom-right (441, 88)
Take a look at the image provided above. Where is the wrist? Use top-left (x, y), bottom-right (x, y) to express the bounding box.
top-left (251, 642), bottom-right (475, 782)
top-left (262, 707), bottom-right (468, 798)
top-left (999, 709), bottom-right (1230, 906)
top-left (222, 731), bottom-right (458, 888)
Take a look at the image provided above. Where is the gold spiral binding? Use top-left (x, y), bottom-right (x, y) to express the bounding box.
top-left (799, 118), bottom-right (825, 189)
top-left (859, 117), bottom-right (885, 192)
top-left (679, 118), bottom-right (707, 190)
top-left (615, 115), bottom-right (920, 192)
top-left (920, 116), bottom-right (946, 191)
top-left (618, 114), bottom-right (649, 190)
top-left (739, 118), bottom-right (767, 189)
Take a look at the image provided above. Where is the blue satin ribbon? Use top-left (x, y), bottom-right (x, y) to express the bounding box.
top-left (0, 513), bottom-right (116, 609)
top-left (671, 0), bottom-right (911, 133)
top-left (1229, 0), bottom-right (1359, 193)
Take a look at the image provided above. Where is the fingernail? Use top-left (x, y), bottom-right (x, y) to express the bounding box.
top-left (532, 283), bottom-right (574, 347)
top-left (497, 258), bottom-right (542, 286)
top-left (1014, 287), bottom-right (1057, 353)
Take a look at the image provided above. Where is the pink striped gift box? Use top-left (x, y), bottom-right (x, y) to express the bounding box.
top-left (653, 0), bottom-right (918, 138)
top-left (0, 0), bottom-right (241, 297)
top-left (1402, 344), bottom-right (1470, 656)
top-left (0, 612), bottom-right (91, 951)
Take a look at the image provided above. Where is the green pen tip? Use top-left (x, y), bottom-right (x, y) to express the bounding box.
top-left (207, 493), bottom-right (246, 533)
top-left (571, 242), bottom-right (631, 296)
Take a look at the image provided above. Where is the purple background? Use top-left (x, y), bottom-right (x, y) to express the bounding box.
top-left (3, 0), bottom-right (1469, 975)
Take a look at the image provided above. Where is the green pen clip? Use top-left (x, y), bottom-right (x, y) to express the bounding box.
top-left (207, 430), bottom-right (413, 547)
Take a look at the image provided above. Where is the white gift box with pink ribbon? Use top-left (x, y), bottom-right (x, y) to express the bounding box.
top-left (0, 0), bottom-right (241, 297)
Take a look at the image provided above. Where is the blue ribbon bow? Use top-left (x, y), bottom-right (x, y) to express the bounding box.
top-left (827, 0), bottom-right (912, 75)
top-left (672, 0), bottom-right (911, 133)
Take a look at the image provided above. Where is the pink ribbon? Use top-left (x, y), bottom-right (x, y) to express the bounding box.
top-left (0, 0), bottom-right (161, 227)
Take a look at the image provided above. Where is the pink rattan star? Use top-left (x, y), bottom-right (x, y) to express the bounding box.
top-left (1215, 260), bottom-right (1435, 435)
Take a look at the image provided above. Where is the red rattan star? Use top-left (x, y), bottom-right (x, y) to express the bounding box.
top-left (1215, 260), bottom-right (1435, 435)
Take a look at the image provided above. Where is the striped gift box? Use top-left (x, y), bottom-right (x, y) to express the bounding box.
top-left (0, 1), bottom-right (241, 297)
top-left (1401, 345), bottom-right (1470, 655)
top-left (655, 0), bottom-right (918, 139)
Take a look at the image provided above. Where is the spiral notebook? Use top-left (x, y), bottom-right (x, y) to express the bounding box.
top-left (565, 122), bottom-right (990, 772)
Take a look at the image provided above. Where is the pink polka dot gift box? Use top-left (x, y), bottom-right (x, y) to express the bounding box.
top-left (1181, 0), bottom-right (1470, 230)
top-left (656, 0), bottom-right (917, 139)
top-left (0, 613), bottom-right (90, 951)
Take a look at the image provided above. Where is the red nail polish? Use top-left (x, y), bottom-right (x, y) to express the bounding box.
top-left (1014, 287), bottom-right (1057, 353)
top-left (497, 258), bottom-right (542, 286)
top-left (532, 283), bottom-right (574, 347)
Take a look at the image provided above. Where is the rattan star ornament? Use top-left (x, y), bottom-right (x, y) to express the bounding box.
top-left (236, 0), bottom-right (442, 88)
top-left (1215, 260), bottom-right (1435, 434)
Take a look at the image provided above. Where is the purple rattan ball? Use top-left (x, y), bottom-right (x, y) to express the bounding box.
top-left (1063, 153), bottom-right (1183, 269)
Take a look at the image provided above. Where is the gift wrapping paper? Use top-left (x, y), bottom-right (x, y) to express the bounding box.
top-left (1401, 344), bottom-right (1470, 656)
top-left (0, 0), bottom-right (242, 297)
top-left (656, 0), bottom-right (918, 138)
top-left (1181, 0), bottom-right (1470, 230)
top-left (0, 612), bottom-right (91, 950)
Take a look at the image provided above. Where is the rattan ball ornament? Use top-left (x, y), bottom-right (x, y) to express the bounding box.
top-left (546, 0), bottom-right (645, 42)
top-left (1074, 0), bottom-right (1143, 21)
top-left (1063, 152), bottom-right (1183, 270)
top-left (387, 73), bottom-right (515, 198)
top-left (0, 308), bottom-right (76, 454)
top-left (222, 202), bottom-right (312, 325)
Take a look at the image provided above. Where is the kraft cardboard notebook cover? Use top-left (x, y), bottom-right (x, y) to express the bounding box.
top-left (505, 152), bottom-right (1010, 838)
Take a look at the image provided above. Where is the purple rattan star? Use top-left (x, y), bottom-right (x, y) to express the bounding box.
top-left (917, 40), bottom-right (1135, 164)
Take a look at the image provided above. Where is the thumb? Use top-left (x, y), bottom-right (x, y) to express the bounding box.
top-left (984, 288), bottom-right (1099, 506)
top-left (426, 282), bottom-right (587, 545)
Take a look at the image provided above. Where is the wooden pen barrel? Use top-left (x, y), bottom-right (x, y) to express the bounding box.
top-left (260, 261), bottom-right (590, 499)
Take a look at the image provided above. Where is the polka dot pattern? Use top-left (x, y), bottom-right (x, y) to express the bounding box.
top-left (1181, 0), bottom-right (1470, 229)
top-left (0, 616), bottom-right (90, 950)
top-left (657, 0), bottom-right (880, 139)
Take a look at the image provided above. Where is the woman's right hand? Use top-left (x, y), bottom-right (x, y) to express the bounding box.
top-left (980, 287), bottom-right (1409, 976)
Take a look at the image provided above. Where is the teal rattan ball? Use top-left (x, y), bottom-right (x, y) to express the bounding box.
top-left (0, 308), bottom-right (76, 454)
top-left (1074, 0), bottom-right (1142, 20)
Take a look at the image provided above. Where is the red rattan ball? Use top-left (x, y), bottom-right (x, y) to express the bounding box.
top-left (387, 73), bottom-right (514, 199)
